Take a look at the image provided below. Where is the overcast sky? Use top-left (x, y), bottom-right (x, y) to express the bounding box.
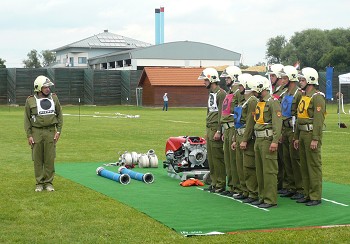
top-left (1, 0), bottom-right (349, 68)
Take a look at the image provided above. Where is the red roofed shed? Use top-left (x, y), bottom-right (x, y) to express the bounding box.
top-left (138, 67), bottom-right (208, 107)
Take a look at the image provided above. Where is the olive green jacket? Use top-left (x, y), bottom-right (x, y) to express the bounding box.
top-left (295, 88), bottom-right (326, 141)
top-left (281, 86), bottom-right (303, 121)
top-left (254, 93), bottom-right (282, 144)
top-left (24, 93), bottom-right (63, 138)
top-left (239, 93), bottom-right (258, 142)
top-left (221, 84), bottom-right (240, 123)
top-left (206, 86), bottom-right (226, 131)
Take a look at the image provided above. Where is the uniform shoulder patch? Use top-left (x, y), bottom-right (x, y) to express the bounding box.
top-left (276, 111), bottom-right (282, 117)
top-left (316, 106), bottom-right (322, 112)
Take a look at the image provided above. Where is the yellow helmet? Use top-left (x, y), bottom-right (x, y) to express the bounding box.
top-left (34, 75), bottom-right (54, 92)
top-left (198, 68), bottom-right (220, 83)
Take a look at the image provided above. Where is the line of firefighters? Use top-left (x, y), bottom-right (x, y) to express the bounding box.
top-left (198, 64), bottom-right (325, 208)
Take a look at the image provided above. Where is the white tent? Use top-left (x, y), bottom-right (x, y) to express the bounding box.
top-left (339, 73), bottom-right (350, 84)
top-left (338, 73), bottom-right (350, 127)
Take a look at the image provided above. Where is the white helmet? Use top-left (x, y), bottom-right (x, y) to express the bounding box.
top-left (34, 75), bottom-right (54, 92)
top-left (251, 75), bottom-right (270, 93)
top-left (280, 65), bottom-right (298, 82)
top-left (298, 67), bottom-right (318, 85)
top-left (238, 73), bottom-right (253, 90)
top-left (198, 68), bottom-right (220, 83)
top-left (266, 64), bottom-right (284, 78)
top-left (245, 75), bottom-right (257, 92)
top-left (220, 66), bottom-right (242, 83)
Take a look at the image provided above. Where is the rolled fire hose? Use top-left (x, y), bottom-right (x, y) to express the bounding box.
top-left (118, 166), bottom-right (154, 184)
top-left (96, 167), bottom-right (130, 185)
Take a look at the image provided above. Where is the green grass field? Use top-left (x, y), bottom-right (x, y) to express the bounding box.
top-left (1, 103), bottom-right (350, 243)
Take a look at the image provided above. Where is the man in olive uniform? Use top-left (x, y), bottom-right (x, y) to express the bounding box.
top-left (279, 66), bottom-right (304, 199)
top-left (294, 67), bottom-right (325, 206)
top-left (198, 68), bottom-right (226, 193)
top-left (232, 73), bottom-right (258, 202)
top-left (251, 75), bottom-right (282, 208)
top-left (24, 75), bottom-right (63, 192)
top-left (267, 64), bottom-right (288, 194)
top-left (219, 66), bottom-right (242, 196)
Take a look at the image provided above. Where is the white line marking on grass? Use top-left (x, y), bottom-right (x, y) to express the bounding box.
top-left (323, 131), bottom-right (350, 135)
top-left (195, 187), bottom-right (269, 211)
top-left (63, 113), bottom-right (139, 119)
top-left (165, 120), bottom-right (195, 124)
top-left (321, 198), bottom-right (349, 206)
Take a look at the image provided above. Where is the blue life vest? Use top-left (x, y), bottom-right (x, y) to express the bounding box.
top-left (281, 95), bottom-right (293, 118)
top-left (233, 106), bottom-right (244, 128)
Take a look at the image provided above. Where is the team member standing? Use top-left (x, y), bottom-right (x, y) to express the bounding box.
top-left (219, 66), bottom-right (242, 196)
top-left (24, 75), bottom-right (63, 192)
top-left (279, 66), bottom-right (304, 199)
top-left (267, 64), bottom-right (288, 194)
top-left (232, 73), bottom-right (258, 202)
top-left (251, 75), bottom-right (282, 208)
top-left (198, 68), bottom-right (226, 193)
top-left (294, 67), bottom-right (325, 206)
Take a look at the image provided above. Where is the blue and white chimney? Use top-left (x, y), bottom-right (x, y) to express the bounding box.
top-left (155, 8), bottom-right (160, 45)
top-left (155, 6), bottom-right (164, 45)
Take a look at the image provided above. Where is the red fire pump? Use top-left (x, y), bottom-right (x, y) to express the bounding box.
top-left (163, 136), bottom-right (209, 181)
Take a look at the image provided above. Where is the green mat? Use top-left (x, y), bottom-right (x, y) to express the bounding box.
top-left (56, 162), bottom-right (350, 236)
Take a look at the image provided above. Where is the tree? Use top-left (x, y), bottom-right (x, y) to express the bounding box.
top-left (0, 58), bottom-right (6, 68)
top-left (266, 28), bottom-right (350, 71)
top-left (239, 63), bottom-right (249, 69)
top-left (280, 43), bottom-right (298, 66)
top-left (41, 50), bottom-right (56, 67)
top-left (23, 49), bottom-right (42, 68)
top-left (265, 35), bottom-right (287, 64)
top-left (255, 61), bottom-right (266, 66)
top-left (318, 45), bottom-right (350, 72)
top-left (290, 29), bottom-right (332, 70)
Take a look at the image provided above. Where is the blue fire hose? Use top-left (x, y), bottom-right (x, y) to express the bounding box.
top-left (96, 167), bottom-right (130, 185)
top-left (118, 166), bottom-right (154, 184)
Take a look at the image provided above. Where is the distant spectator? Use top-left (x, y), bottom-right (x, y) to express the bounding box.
top-left (163, 93), bottom-right (168, 111)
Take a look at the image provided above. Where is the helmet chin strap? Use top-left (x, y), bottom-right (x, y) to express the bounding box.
top-left (301, 83), bottom-right (309, 91)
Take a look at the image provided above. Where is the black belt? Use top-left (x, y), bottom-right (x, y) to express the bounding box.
top-left (282, 119), bottom-right (293, 128)
top-left (32, 126), bottom-right (55, 129)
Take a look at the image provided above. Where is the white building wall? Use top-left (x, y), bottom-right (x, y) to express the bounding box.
top-left (55, 52), bottom-right (88, 67)
top-left (134, 59), bottom-right (238, 68)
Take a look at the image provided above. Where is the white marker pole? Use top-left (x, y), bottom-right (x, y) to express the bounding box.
top-left (78, 98), bottom-right (81, 122)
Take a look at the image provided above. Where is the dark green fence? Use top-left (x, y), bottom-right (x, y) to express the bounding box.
top-left (0, 68), bottom-right (349, 105)
top-left (0, 68), bottom-right (142, 105)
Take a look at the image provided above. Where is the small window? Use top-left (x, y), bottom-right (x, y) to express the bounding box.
top-left (78, 57), bottom-right (87, 64)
